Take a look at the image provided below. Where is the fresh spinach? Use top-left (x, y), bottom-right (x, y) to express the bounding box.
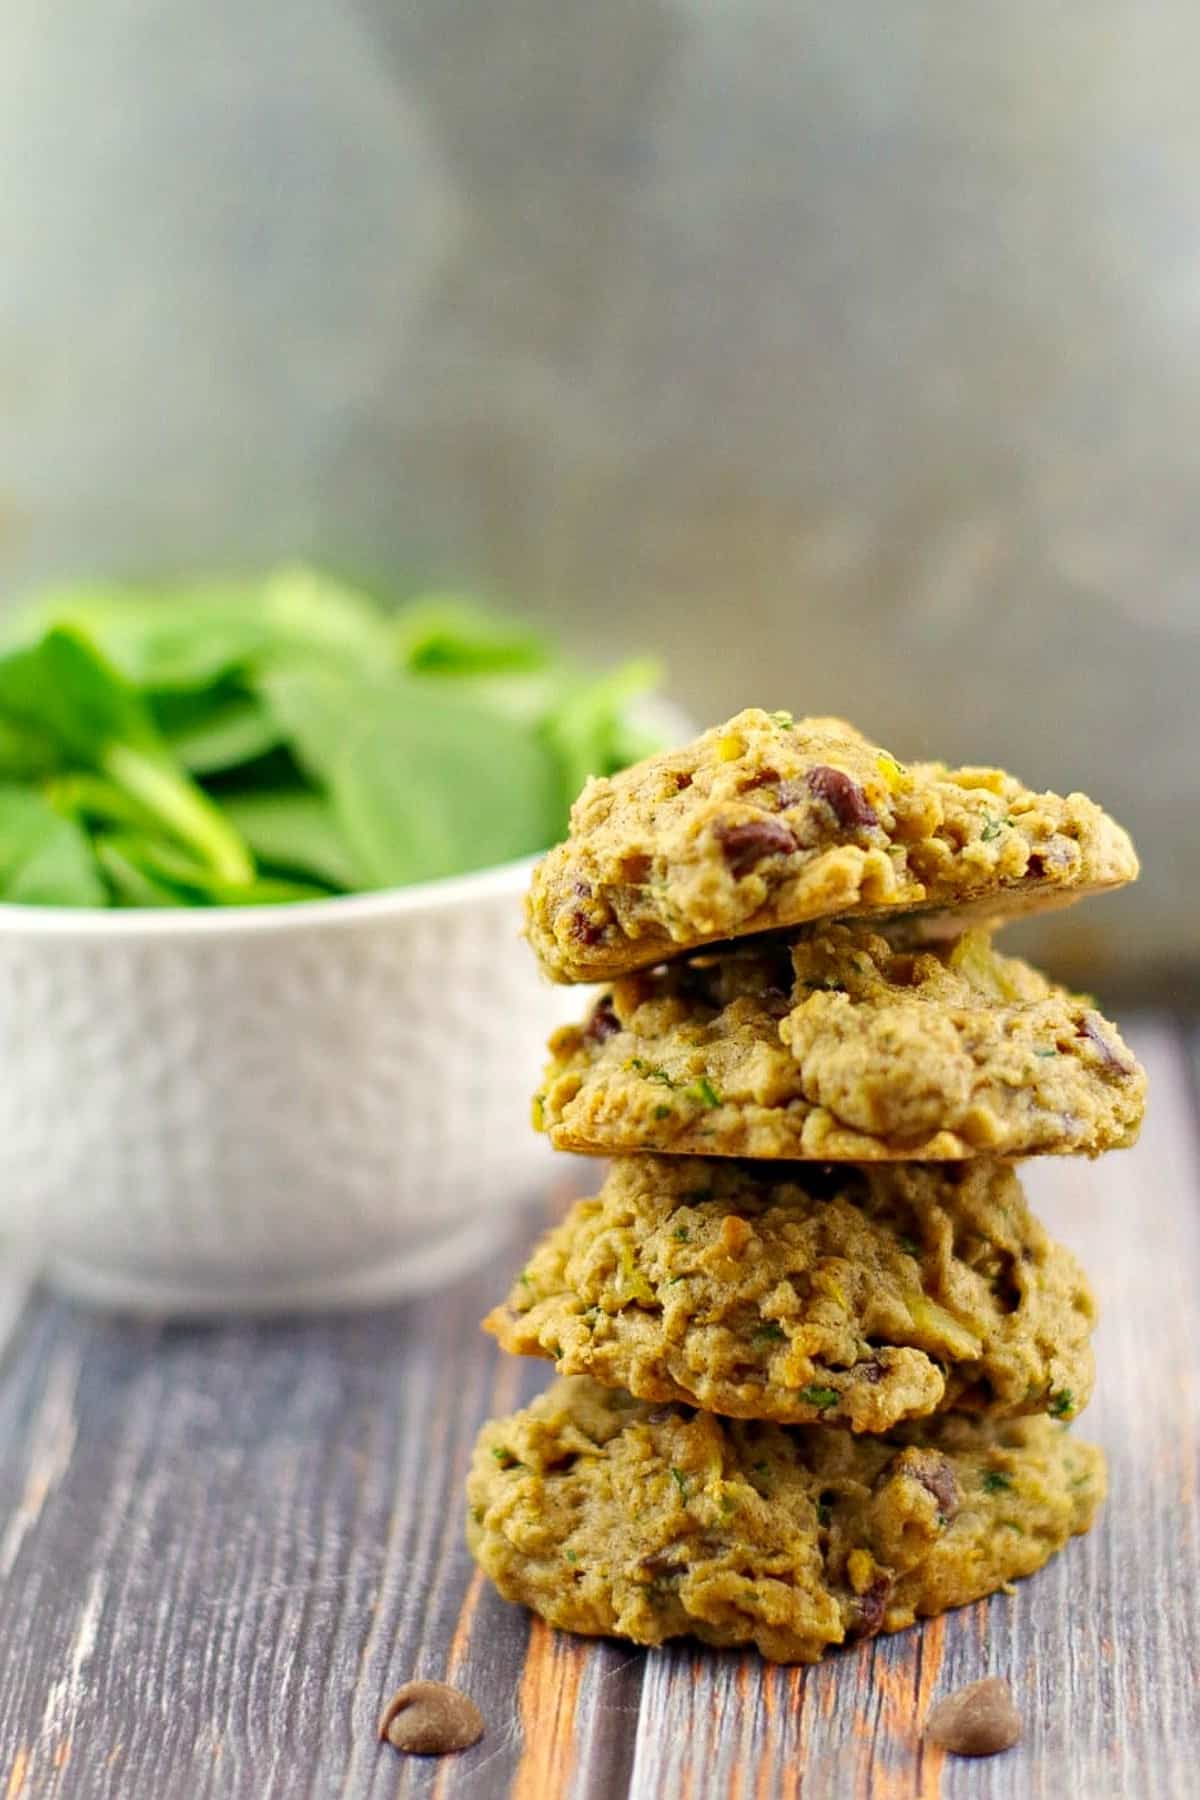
top-left (15, 584), bottom-right (271, 691)
top-left (0, 786), bottom-right (107, 906)
top-left (219, 791), bottom-right (362, 891)
top-left (542, 655), bottom-right (661, 807)
top-left (96, 832), bottom-right (329, 907)
top-left (0, 570), bottom-right (667, 907)
top-left (154, 691), bottom-right (282, 775)
top-left (0, 715), bottom-right (63, 780)
top-left (260, 670), bottom-right (561, 886)
top-left (0, 628), bottom-right (253, 883)
top-left (394, 596), bottom-right (550, 674)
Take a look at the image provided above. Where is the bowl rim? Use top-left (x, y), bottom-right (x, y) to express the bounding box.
top-left (0, 851), bottom-right (542, 938)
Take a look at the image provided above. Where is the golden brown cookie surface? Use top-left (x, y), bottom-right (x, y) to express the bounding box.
top-left (537, 926), bottom-right (1145, 1161)
top-left (526, 710), bottom-right (1138, 983)
top-left (485, 1156), bottom-right (1096, 1430)
top-left (467, 1375), bottom-right (1105, 1664)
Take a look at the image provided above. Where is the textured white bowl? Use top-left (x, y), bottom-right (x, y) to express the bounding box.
top-left (0, 861), bottom-right (586, 1315)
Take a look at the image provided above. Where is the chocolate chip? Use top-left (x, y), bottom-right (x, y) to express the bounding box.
top-left (846, 1571), bottom-right (893, 1640)
top-left (906, 1449), bottom-right (960, 1520)
top-left (879, 1447), bottom-right (959, 1520)
top-left (716, 816), bottom-right (798, 876)
top-left (1076, 1011), bottom-right (1136, 1076)
top-left (924, 1678), bottom-right (1022, 1757)
top-left (583, 995), bottom-right (621, 1044)
top-left (378, 1682), bottom-right (484, 1756)
top-left (570, 910), bottom-right (603, 945)
top-left (805, 765), bottom-right (879, 831)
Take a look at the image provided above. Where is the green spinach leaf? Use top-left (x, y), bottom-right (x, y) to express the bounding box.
top-left (96, 832), bottom-right (329, 907)
top-left (0, 628), bottom-right (254, 883)
top-left (219, 791), bottom-right (361, 890)
top-left (13, 584), bottom-right (270, 691)
top-left (0, 715), bottom-right (63, 780)
top-left (259, 670), bottom-right (561, 886)
top-left (154, 691), bottom-right (282, 774)
top-left (1, 572), bottom-right (669, 907)
top-left (394, 596), bottom-right (550, 674)
top-left (542, 656), bottom-right (661, 806)
top-left (0, 786), bottom-right (106, 905)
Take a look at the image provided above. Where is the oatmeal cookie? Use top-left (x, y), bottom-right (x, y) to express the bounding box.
top-left (467, 1375), bottom-right (1105, 1664)
top-left (537, 926), bottom-right (1146, 1160)
top-left (526, 710), bottom-right (1138, 983)
top-left (485, 1156), bottom-right (1096, 1429)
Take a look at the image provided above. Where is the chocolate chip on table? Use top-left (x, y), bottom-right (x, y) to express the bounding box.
top-left (716, 816), bottom-right (798, 875)
top-left (924, 1677), bottom-right (1022, 1757)
top-left (805, 764), bottom-right (879, 830)
top-left (377, 1682), bottom-right (485, 1756)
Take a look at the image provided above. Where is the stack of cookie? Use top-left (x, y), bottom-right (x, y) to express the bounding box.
top-left (468, 710), bottom-right (1145, 1664)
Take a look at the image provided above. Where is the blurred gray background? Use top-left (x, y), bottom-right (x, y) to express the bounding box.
top-left (2, 0), bottom-right (1197, 993)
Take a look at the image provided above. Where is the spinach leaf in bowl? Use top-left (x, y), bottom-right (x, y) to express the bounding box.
top-left (95, 832), bottom-right (331, 908)
top-left (219, 790), bottom-right (362, 892)
top-left (0, 569), bottom-right (668, 906)
top-left (394, 596), bottom-right (551, 675)
top-left (153, 690), bottom-right (282, 776)
top-left (258, 670), bottom-right (562, 887)
top-left (0, 628), bottom-right (254, 884)
top-left (0, 786), bottom-right (107, 906)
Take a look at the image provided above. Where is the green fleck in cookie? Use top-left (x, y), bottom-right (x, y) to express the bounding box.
top-left (485, 1156), bottom-right (1097, 1431)
top-left (467, 1375), bottom-right (1105, 1664)
top-left (538, 925), bottom-right (1145, 1160)
top-left (525, 710), bottom-right (1138, 983)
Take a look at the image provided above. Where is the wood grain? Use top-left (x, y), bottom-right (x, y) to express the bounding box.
top-left (0, 1018), bottom-right (1195, 1800)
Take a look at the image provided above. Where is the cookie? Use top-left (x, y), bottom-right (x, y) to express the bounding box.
top-left (525, 710), bottom-right (1138, 983)
top-left (484, 1156), bottom-right (1096, 1429)
top-left (536, 925), bottom-right (1146, 1161)
top-left (467, 1375), bottom-right (1105, 1664)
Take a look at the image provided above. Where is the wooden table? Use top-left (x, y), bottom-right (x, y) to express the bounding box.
top-left (0, 1017), bottom-right (1195, 1800)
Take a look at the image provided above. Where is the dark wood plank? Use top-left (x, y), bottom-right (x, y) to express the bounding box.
top-left (0, 1205), bottom-right (550, 1800)
top-left (0, 1020), bottom-right (1196, 1800)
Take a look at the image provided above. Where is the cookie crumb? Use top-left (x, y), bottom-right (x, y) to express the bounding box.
top-left (924, 1677), bottom-right (1022, 1757)
top-left (377, 1681), bottom-right (484, 1755)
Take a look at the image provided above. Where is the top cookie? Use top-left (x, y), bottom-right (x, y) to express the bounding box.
top-left (525, 709), bottom-right (1138, 982)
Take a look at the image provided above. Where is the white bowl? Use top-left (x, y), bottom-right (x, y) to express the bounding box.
top-left (0, 860), bottom-right (587, 1315)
